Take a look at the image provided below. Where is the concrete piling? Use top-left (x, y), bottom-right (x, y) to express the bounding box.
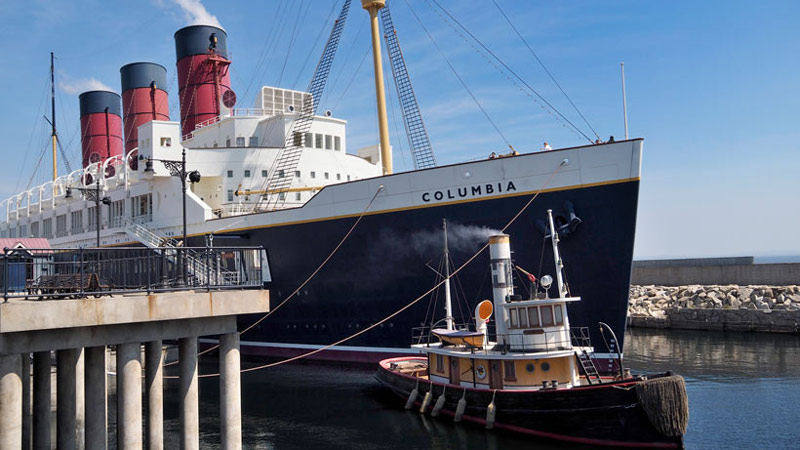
top-left (220, 332), bottom-right (242, 450)
top-left (85, 346), bottom-right (107, 450)
top-left (179, 337), bottom-right (200, 450)
top-left (32, 351), bottom-right (51, 450)
top-left (0, 353), bottom-right (22, 449)
top-left (117, 343), bottom-right (143, 450)
top-left (57, 348), bottom-right (80, 450)
top-left (145, 340), bottom-right (164, 450)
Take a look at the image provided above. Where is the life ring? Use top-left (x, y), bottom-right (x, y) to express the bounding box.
top-left (476, 364), bottom-right (487, 380)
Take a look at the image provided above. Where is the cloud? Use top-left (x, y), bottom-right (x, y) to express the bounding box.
top-left (171, 0), bottom-right (223, 28)
top-left (58, 76), bottom-right (114, 95)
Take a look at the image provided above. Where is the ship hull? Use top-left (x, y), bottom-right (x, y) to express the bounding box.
top-left (216, 143), bottom-right (641, 369)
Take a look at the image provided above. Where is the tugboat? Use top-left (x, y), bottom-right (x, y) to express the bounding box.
top-left (375, 211), bottom-right (688, 448)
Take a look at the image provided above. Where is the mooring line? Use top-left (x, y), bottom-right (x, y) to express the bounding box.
top-left (202, 158), bottom-right (570, 377)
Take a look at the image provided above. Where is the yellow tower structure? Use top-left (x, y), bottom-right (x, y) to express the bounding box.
top-left (361, 0), bottom-right (393, 175)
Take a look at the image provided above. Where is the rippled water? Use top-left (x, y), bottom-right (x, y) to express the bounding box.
top-left (152, 329), bottom-right (800, 449)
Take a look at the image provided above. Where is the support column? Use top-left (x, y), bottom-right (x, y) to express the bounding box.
top-left (145, 341), bottom-right (163, 450)
top-left (179, 337), bottom-right (199, 450)
top-left (57, 348), bottom-right (80, 450)
top-left (117, 343), bottom-right (142, 450)
top-left (85, 346), bottom-right (107, 450)
top-left (22, 352), bottom-right (31, 450)
top-left (32, 352), bottom-right (51, 450)
top-left (0, 353), bottom-right (23, 449)
top-left (76, 348), bottom-right (85, 450)
top-left (220, 333), bottom-right (241, 450)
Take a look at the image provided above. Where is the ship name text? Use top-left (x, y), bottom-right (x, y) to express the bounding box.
top-left (421, 181), bottom-right (517, 203)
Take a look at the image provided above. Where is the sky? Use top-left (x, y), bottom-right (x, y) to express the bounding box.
top-left (0, 0), bottom-right (797, 259)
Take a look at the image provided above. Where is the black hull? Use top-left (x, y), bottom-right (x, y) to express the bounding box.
top-left (375, 358), bottom-right (684, 448)
top-left (217, 177), bottom-right (639, 364)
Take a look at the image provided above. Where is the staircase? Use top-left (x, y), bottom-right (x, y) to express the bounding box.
top-left (123, 219), bottom-right (240, 285)
top-left (576, 349), bottom-right (602, 385)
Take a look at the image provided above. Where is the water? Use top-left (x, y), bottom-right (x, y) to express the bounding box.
top-left (157, 329), bottom-right (800, 449)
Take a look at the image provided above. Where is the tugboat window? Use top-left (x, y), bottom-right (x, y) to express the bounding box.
top-left (526, 363), bottom-right (535, 373)
top-left (518, 308), bottom-right (528, 328)
top-left (510, 308), bottom-right (519, 328)
top-left (528, 307), bottom-right (540, 327)
top-left (541, 362), bottom-right (551, 372)
top-left (541, 305), bottom-right (554, 327)
top-left (436, 354), bottom-right (444, 373)
top-left (554, 305), bottom-right (564, 326)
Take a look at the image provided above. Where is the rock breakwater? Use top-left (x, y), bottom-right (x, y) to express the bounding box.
top-left (628, 285), bottom-right (800, 333)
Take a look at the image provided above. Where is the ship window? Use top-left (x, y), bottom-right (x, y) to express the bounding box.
top-left (554, 305), bottom-right (564, 326)
top-left (528, 307), bottom-right (540, 328)
top-left (310, 171), bottom-right (316, 179)
top-left (503, 360), bottom-right (516, 381)
top-left (43, 218), bottom-right (53, 238)
top-left (227, 190), bottom-right (233, 202)
top-left (315, 133), bottom-right (323, 149)
top-left (336, 173), bottom-right (341, 180)
top-left (509, 308), bottom-right (519, 328)
top-left (262, 170), bottom-right (268, 177)
top-left (227, 170), bottom-right (233, 178)
top-left (294, 171), bottom-right (301, 177)
top-left (304, 133), bottom-right (313, 148)
top-left (541, 305), bottom-right (554, 327)
top-left (244, 170), bottom-right (251, 178)
top-left (226, 138), bottom-right (231, 147)
top-left (347, 175), bottom-right (351, 181)
top-left (518, 308), bottom-right (528, 328)
top-left (249, 136), bottom-right (258, 147)
top-left (279, 192), bottom-right (286, 200)
top-left (436, 354), bottom-right (444, 373)
top-left (324, 172), bottom-right (329, 180)
top-left (236, 137), bottom-right (245, 147)
top-left (160, 137), bottom-right (171, 147)
top-left (293, 132), bottom-right (303, 147)
top-left (30, 222), bottom-right (40, 238)
top-left (295, 192), bottom-right (301, 201)
top-left (541, 362), bottom-right (551, 372)
top-left (19, 224), bottom-right (27, 238)
top-left (334, 136), bottom-right (341, 151)
top-left (325, 135), bottom-right (332, 150)
top-left (278, 170), bottom-right (285, 178)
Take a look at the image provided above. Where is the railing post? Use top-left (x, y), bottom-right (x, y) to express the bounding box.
top-left (3, 247), bottom-right (8, 302)
top-left (79, 247), bottom-right (85, 298)
top-left (206, 247), bottom-right (211, 291)
top-left (146, 250), bottom-right (152, 294)
top-left (160, 248), bottom-right (168, 288)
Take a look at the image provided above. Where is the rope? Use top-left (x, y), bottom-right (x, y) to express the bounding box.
top-left (163, 184), bottom-right (386, 369)
top-left (404, 0), bottom-right (515, 151)
top-left (489, 0), bottom-right (600, 141)
top-left (201, 158), bottom-right (567, 377)
top-left (426, 0), bottom-right (593, 144)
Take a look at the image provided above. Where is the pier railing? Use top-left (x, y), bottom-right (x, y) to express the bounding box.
top-left (1, 246), bottom-right (267, 301)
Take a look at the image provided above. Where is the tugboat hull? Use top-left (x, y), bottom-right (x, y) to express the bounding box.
top-left (376, 357), bottom-right (686, 448)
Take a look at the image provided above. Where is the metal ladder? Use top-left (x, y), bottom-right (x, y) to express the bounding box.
top-left (122, 219), bottom-right (239, 285)
top-left (576, 349), bottom-right (602, 385)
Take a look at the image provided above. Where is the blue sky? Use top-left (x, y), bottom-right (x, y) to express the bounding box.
top-left (0, 0), bottom-right (798, 259)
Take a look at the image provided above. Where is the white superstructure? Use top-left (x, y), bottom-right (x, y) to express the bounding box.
top-left (0, 86), bottom-right (383, 247)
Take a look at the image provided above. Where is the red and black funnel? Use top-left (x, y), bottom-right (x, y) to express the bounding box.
top-left (79, 91), bottom-right (123, 169)
top-left (120, 62), bottom-right (170, 153)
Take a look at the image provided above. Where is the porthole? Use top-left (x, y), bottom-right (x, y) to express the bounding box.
top-left (541, 362), bottom-right (551, 372)
top-left (526, 363), bottom-right (535, 373)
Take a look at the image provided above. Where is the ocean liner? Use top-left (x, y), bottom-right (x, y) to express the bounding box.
top-left (0, 1), bottom-right (641, 370)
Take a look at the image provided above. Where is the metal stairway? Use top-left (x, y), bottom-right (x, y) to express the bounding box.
top-left (576, 349), bottom-right (602, 385)
top-left (123, 219), bottom-right (239, 285)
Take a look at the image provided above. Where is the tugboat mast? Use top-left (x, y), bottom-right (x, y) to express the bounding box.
top-left (443, 219), bottom-right (453, 330)
top-left (361, 0), bottom-right (393, 175)
top-left (50, 52), bottom-right (57, 181)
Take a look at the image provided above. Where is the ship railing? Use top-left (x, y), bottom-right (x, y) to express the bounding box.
top-left (412, 324), bottom-right (592, 355)
top-left (1, 246), bottom-right (265, 302)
